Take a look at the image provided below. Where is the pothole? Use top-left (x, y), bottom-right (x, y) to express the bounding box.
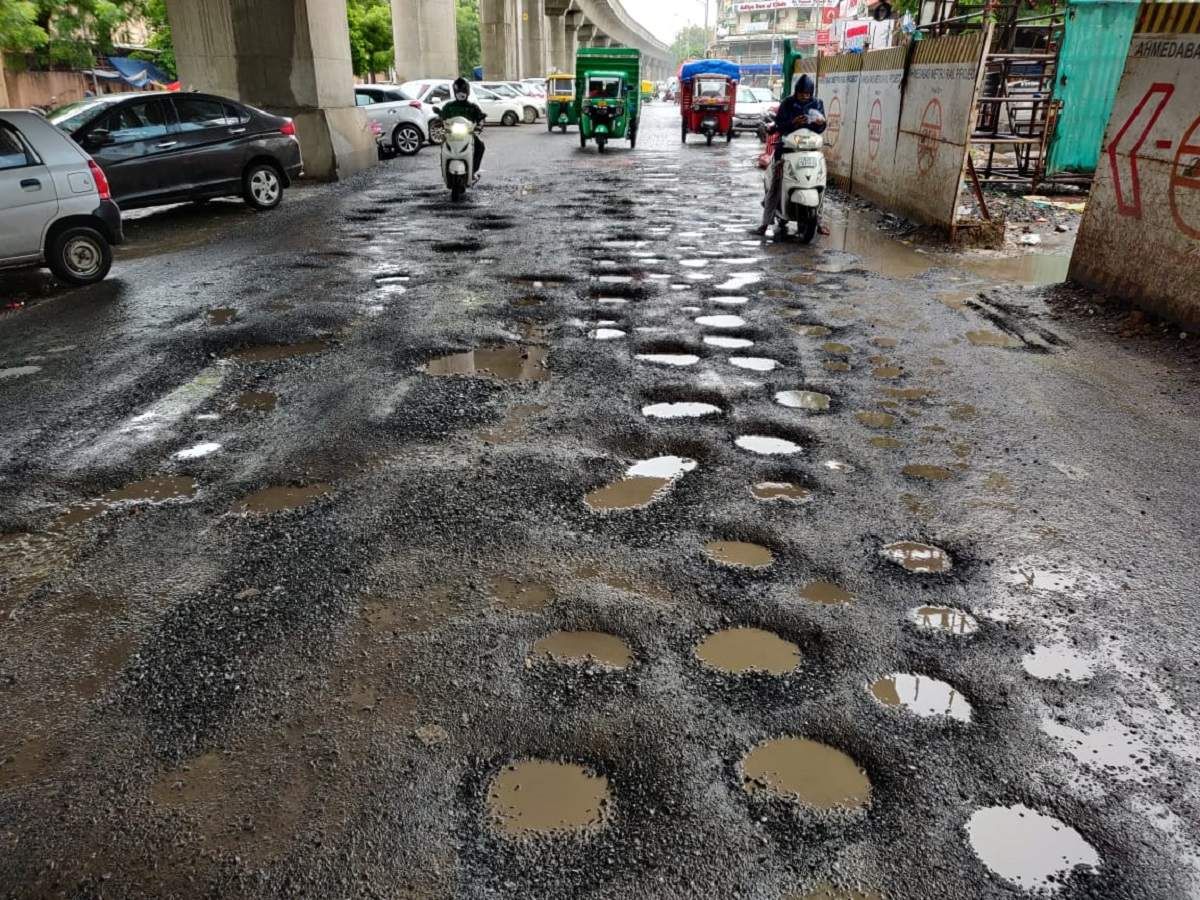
top-left (856, 411), bottom-right (896, 429)
top-left (704, 335), bottom-right (754, 349)
top-left (799, 581), bottom-right (851, 605)
top-left (491, 576), bottom-right (554, 613)
top-left (873, 366), bottom-right (904, 379)
top-left (752, 482), bottom-right (812, 503)
top-left (1022, 645), bottom-right (1096, 682)
top-left (642, 402), bottom-right (722, 420)
top-left (870, 437), bottom-right (903, 450)
top-left (870, 337), bottom-right (898, 349)
top-left (636, 354), bottom-right (700, 367)
top-left (695, 628), bottom-right (800, 675)
top-left (530, 631), bottom-right (632, 669)
top-left (207, 308), bottom-right (236, 325)
top-left (584, 456), bottom-right (697, 512)
top-left (791, 324), bottom-right (832, 337)
top-left (966, 330), bottom-right (1021, 349)
top-left (487, 760), bottom-right (613, 839)
top-left (433, 240), bottom-right (483, 253)
top-left (902, 464), bottom-right (954, 481)
top-left (228, 340), bottom-right (328, 363)
top-left (741, 738), bottom-right (871, 810)
top-left (966, 805), bottom-right (1101, 891)
top-left (881, 541), bottom-right (952, 574)
top-left (711, 296), bottom-right (749, 307)
top-left (789, 882), bottom-right (883, 900)
top-left (821, 342), bottom-right (852, 356)
top-left (174, 442), bottom-right (221, 460)
top-left (776, 391), bottom-right (830, 412)
top-left (695, 315), bottom-right (746, 329)
top-left (234, 484), bottom-right (331, 514)
top-left (735, 436), bottom-right (802, 456)
top-left (869, 673), bottom-right (972, 722)
top-left (236, 391), bottom-right (278, 412)
top-left (825, 361), bottom-right (852, 373)
top-left (909, 606), bottom-right (978, 634)
top-left (589, 328), bottom-right (626, 340)
top-left (704, 540), bottom-right (773, 569)
top-left (425, 345), bottom-right (549, 382)
top-left (728, 357), bottom-right (778, 372)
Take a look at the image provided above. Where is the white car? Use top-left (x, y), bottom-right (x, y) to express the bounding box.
top-left (734, 86), bottom-right (777, 134)
top-left (354, 85), bottom-right (444, 156)
top-left (478, 82), bottom-right (544, 124)
top-left (0, 109), bottom-right (122, 285)
top-left (400, 80), bottom-right (525, 127)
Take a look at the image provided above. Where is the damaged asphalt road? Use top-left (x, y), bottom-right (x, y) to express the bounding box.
top-left (1, 105), bottom-right (1199, 900)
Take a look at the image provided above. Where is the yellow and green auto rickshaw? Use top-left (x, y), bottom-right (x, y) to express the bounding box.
top-left (576, 47), bottom-right (642, 153)
top-left (641, 80), bottom-right (655, 104)
top-left (546, 72), bottom-right (577, 133)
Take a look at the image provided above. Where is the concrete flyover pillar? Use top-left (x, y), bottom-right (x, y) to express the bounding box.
top-left (165, 0), bottom-right (375, 181)
top-left (576, 22), bottom-right (595, 50)
top-left (592, 34), bottom-right (611, 48)
top-left (481, 0), bottom-right (519, 80)
top-left (519, 1), bottom-right (549, 78)
top-left (563, 12), bottom-right (581, 70)
top-left (548, 13), bottom-right (567, 74)
top-left (392, 0), bottom-right (459, 81)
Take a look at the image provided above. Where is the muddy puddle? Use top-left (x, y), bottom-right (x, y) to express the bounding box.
top-left (870, 437), bottom-right (904, 450)
top-left (642, 402), bottom-right (722, 419)
top-left (884, 387), bottom-right (933, 401)
top-left (728, 357), bottom-right (778, 372)
top-left (695, 628), bottom-right (800, 675)
top-left (491, 576), bottom-right (554, 612)
top-left (228, 340), bottom-right (328, 363)
top-left (530, 631), bottom-right (632, 669)
top-left (791, 324), bottom-right (832, 337)
top-left (776, 391), bottom-right (831, 412)
top-left (704, 540), bottom-right (773, 569)
top-left (234, 483), bottom-right (330, 514)
top-left (909, 606), bottom-right (979, 634)
top-left (825, 361), bottom-right (852, 373)
top-left (752, 482), bottom-right (812, 503)
top-left (902, 464), bottom-right (954, 481)
top-left (735, 435), bottom-right (803, 456)
top-left (799, 582), bottom-right (851, 605)
top-left (53, 475), bottom-right (198, 529)
top-left (636, 353), bottom-right (700, 367)
top-left (870, 673), bottom-right (972, 722)
top-left (741, 737), bottom-right (871, 810)
top-left (881, 541), bottom-right (952, 574)
top-left (1022, 644), bottom-right (1096, 682)
top-left (237, 391), bottom-right (278, 411)
top-left (487, 760), bottom-right (613, 839)
top-left (967, 805), bottom-right (1100, 891)
top-left (966, 329), bottom-right (1021, 349)
top-left (856, 411), bottom-right (896, 429)
top-left (207, 308), bottom-right (236, 325)
top-left (872, 366), bottom-right (904, 379)
top-left (425, 345), bottom-right (549, 383)
top-left (585, 456), bottom-right (696, 512)
top-left (790, 882), bottom-right (883, 900)
top-left (821, 342), bottom-right (852, 356)
top-left (481, 403), bottom-right (546, 444)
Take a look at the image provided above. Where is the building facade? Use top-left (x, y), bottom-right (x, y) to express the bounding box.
top-left (712, 0), bottom-right (858, 87)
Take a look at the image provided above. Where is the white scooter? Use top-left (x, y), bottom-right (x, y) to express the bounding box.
top-left (440, 115), bottom-right (483, 202)
top-left (767, 126), bottom-right (827, 244)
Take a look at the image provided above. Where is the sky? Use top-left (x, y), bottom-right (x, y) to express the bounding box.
top-left (626, 0), bottom-right (711, 44)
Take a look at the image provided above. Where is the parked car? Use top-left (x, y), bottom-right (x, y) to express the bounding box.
top-left (734, 86), bottom-right (776, 134)
top-left (48, 91), bottom-right (303, 212)
top-left (0, 109), bottom-right (122, 284)
top-left (354, 84), bottom-right (444, 156)
top-left (478, 81), bottom-right (544, 124)
top-left (400, 80), bottom-right (525, 127)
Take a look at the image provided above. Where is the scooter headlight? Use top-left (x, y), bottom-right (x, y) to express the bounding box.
top-left (450, 122), bottom-right (471, 137)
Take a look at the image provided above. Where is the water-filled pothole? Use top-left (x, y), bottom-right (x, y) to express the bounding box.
top-left (589, 328), bottom-right (626, 340)
top-left (881, 541), bottom-right (952, 574)
top-left (909, 606), bottom-right (978, 634)
top-left (741, 738), bottom-right (871, 810)
top-left (236, 391), bottom-right (278, 412)
top-left (799, 582), bottom-right (851, 605)
top-left (791, 324), bottom-right (832, 337)
top-left (821, 342), bottom-right (852, 356)
top-left (704, 540), bottom-right (773, 569)
top-left (695, 315), bottom-right (746, 329)
top-left (636, 354), bottom-right (700, 367)
top-left (902, 464), bottom-right (954, 481)
top-left (728, 357), bottom-right (778, 372)
top-left (585, 456), bottom-right (697, 512)
top-left (234, 484), bottom-right (331, 514)
top-left (869, 673), bottom-right (972, 722)
top-left (1022, 645), bottom-right (1096, 682)
top-left (425, 345), bottom-right (549, 382)
top-left (776, 391), bottom-right (830, 412)
top-left (856, 411), bottom-right (896, 429)
top-left (966, 805), bottom-right (1101, 891)
top-left (491, 576), bottom-right (554, 612)
top-left (696, 628), bottom-right (800, 675)
top-left (530, 631), bottom-right (632, 669)
top-left (752, 482), bottom-right (812, 503)
top-left (487, 760), bottom-right (613, 838)
top-left (704, 335), bottom-right (754, 349)
top-left (207, 308), bottom-right (236, 325)
top-left (789, 882), bottom-right (883, 900)
top-left (735, 435), bottom-right (802, 456)
top-left (966, 330), bottom-right (1021, 349)
top-left (642, 402), bottom-right (722, 419)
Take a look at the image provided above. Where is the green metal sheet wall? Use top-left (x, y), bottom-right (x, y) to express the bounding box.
top-left (1047, 0), bottom-right (1140, 175)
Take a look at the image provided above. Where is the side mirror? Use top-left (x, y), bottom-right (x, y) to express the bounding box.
top-left (87, 128), bottom-right (113, 148)
top-left (432, 106), bottom-right (443, 116)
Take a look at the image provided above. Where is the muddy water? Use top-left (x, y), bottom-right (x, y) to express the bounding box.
top-left (425, 346), bottom-right (549, 382)
top-left (487, 760), bottom-right (613, 838)
top-left (481, 403), bottom-right (546, 444)
top-left (776, 391), bottom-right (831, 412)
top-left (821, 342), bottom-right (852, 356)
top-left (799, 581), bottom-right (852, 605)
top-left (752, 482), bottom-right (812, 502)
top-left (870, 437), bottom-right (904, 450)
top-left (902, 464), bottom-right (955, 481)
top-left (229, 340), bottom-right (329, 363)
top-left (237, 391), bottom-right (278, 411)
top-left (884, 387), bottom-right (933, 401)
top-left (967, 805), bottom-right (1101, 891)
top-left (207, 308), bottom-right (236, 325)
top-left (856, 411), bottom-right (896, 429)
top-left (234, 484), bottom-right (331, 514)
top-left (825, 361), bottom-right (852, 373)
top-left (695, 628), bottom-right (800, 675)
top-left (642, 402), bottom-right (722, 419)
top-left (735, 436), bottom-right (803, 456)
top-left (704, 540), bottom-right (774, 569)
top-left (910, 606), bottom-right (979, 635)
top-left (491, 576), bottom-right (554, 612)
top-left (966, 330), bottom-right (1021, 349)
top-left (54, 475), bottom-right (199, 529)
top-left (882, 541), bottom-right (952, 574)
top-left (531, 631), bottom-right (633, 669)
top-left (870, 337), bottom-right (898, 349)
top-left (870, 673), bottom-right (972, 722)
top-left (741, 738), bottom-right (871, 810)
top-left (791, 882), bottom-right (883, 900)
top-left (791, 324), bottom-right (832, 337)
top-left (873, 366), bottom-right (904, 379)
top-left (585, 456), bottom-right (697, 512)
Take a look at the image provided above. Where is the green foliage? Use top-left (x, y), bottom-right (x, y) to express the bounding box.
top-left (136, 0), bottom-right (175, 78)
top-left (0, 0), bottom-right (46, 54)
top-left (348, 0), bottom-right (394, 78)
top-left (456, 0), bottom-right (480, 77)
top-left (670, 24), bottom-right (708, 64)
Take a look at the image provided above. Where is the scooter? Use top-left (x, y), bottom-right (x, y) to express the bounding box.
top-left (767, 127), bottom-right (827, 244)
top-left (440, 115), bottom-right (483, 202)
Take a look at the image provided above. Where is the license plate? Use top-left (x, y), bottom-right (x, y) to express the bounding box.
top-left (792, 158), bottom-right (818, 169)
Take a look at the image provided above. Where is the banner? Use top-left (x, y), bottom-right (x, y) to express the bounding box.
top-left (817, 54), bottom-right (864, 187)
top-left (849, 46), bottom-right (906, 208)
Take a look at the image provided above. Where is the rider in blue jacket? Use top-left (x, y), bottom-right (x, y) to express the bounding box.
top-left (753, 74), bottom-right (827, 235)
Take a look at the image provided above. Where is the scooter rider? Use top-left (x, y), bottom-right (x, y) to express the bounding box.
top-left (752, 74), bottom-right (826, 236)
top-left (440, 77), bottom-right (487, 180)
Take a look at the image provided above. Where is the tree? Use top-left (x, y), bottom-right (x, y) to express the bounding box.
top-left (138, 0), bottom-right (175, 78)
top-left (670, 24), bottom-right (708, 64)
top-left (24, 0), bottom-right (147, 69)
top-left (0, 0), bottom-right (46, 55)
top-left (347, 0), bottom-right (393, 80)
top-left (456, 0), bottom-right (479, 77)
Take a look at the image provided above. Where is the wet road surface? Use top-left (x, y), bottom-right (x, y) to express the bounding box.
top-left (2, 105), bottom-right (1200, 899)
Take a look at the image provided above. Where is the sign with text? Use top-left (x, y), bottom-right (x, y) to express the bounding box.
top-left (818, 54), bottom-right (864, 186)
top-left (849, 46), bottom-right (906, 208)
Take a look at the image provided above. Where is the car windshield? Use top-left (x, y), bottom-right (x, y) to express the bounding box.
top-left (550, 78), bottom-right (574, 95)
top-left (696, 78), bottom-right (727, 99)
top-left (753, 88), bottom-right (776, 102)
top-left (487, 85), bottom-right (519, 97)
top-left (48, 98), bottom-right (114, 133)
top-left (737, 87), bottom-right (756, 103)
top-left (587, 77), bottom-right (621, 99)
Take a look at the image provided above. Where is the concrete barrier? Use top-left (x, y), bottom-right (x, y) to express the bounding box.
top-left (818, 54), bottom-right (864, 188)
top-left (892, 29), bottom-right (992, 229)
top-left (1070, 0), bottom-right (1200, 327)
top-left (850, 47), bottom-right (907, 209)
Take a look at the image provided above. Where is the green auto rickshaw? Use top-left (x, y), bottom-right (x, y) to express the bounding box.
top-left (576, 47), bottom-right (641, 153)
top-left (546, 72), bottom-right (578, 133)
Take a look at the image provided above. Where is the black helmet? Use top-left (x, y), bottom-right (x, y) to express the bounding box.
top-left (453, 77), bottom-right (471, 101)
top-left (796, 74), bottom-right (815, 97)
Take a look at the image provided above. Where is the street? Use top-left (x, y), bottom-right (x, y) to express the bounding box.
top-left (2, 103), bottom-right (1199, 899)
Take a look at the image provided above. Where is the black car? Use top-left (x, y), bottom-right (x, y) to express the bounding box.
top-left (48, 92), bottom-right (304, 212)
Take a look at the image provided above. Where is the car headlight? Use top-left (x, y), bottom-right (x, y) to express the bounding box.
top-left (450, 122), bottom-right (471, 137)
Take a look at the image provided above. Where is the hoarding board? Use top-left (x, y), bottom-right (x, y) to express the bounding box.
top-left (849, 46), bottom-right (907, 208)
top-left (818, 53), bottom-right (864, 187)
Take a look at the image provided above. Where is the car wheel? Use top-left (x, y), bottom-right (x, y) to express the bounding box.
top-left (523, 106), bottom-right (538, 124)
top-left (47, 225), bottom-right (112, 285)
top-left (502, 111), bottom-right (520, 127)
top-left (393, 123), bottom-right (422, 156)
top-left (429, 119), bottom-right (446, 145)
top-left (243, 163), bottom-right (283, 210)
